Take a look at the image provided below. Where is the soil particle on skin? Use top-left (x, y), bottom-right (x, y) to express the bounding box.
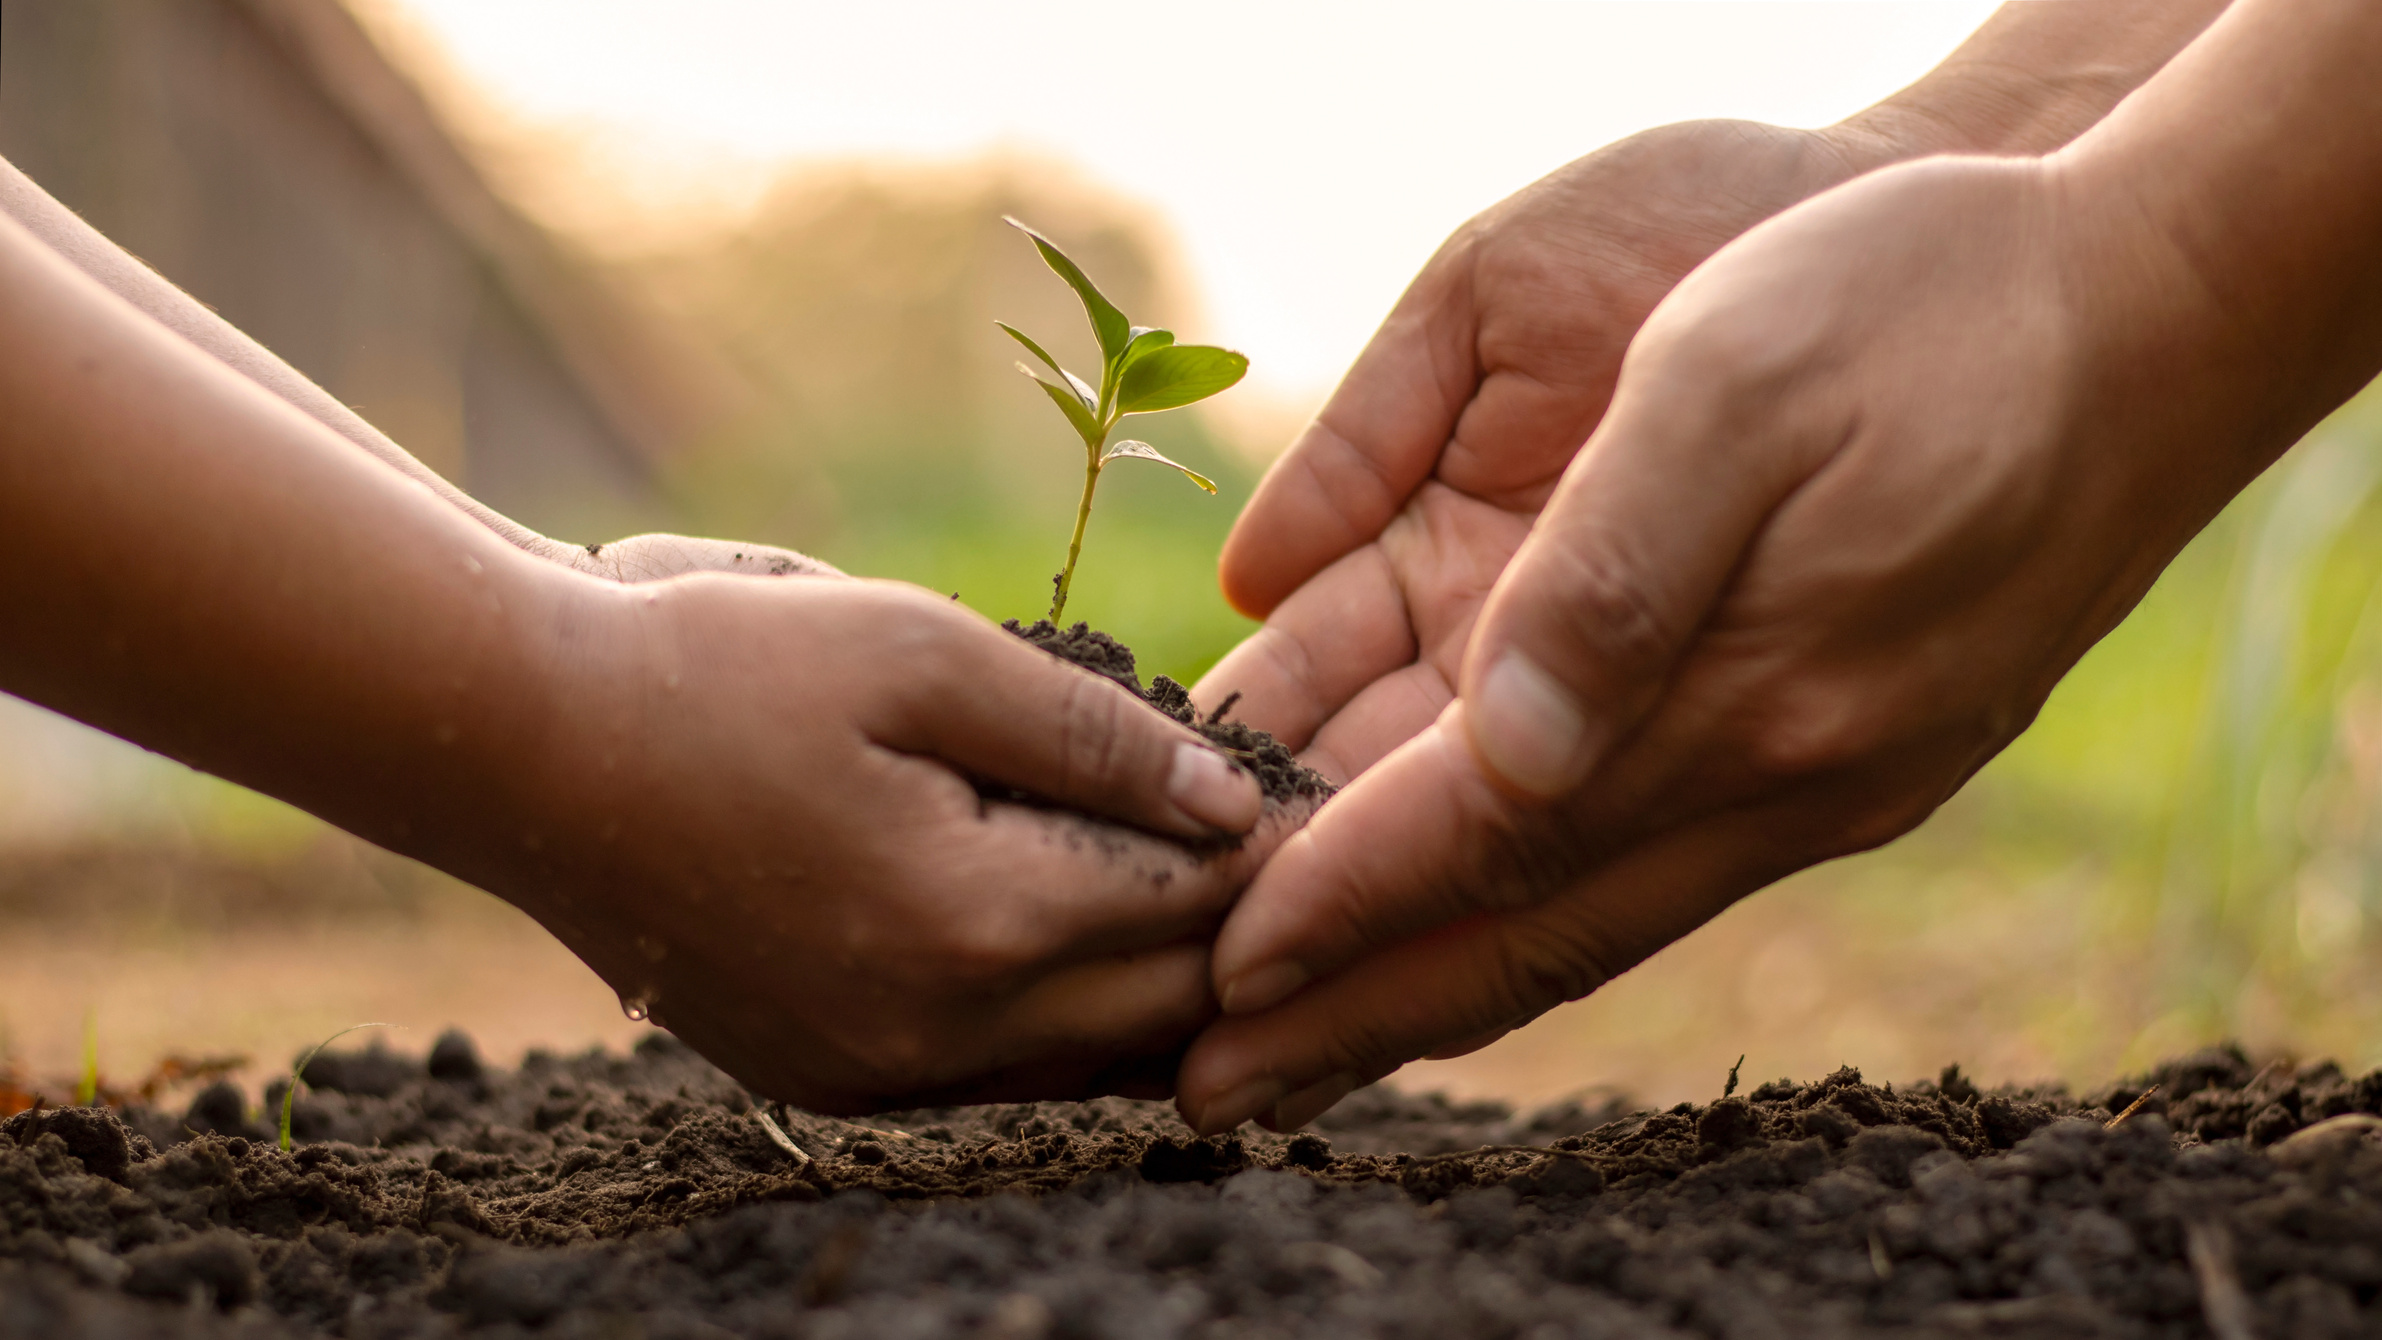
top-left (4, 1038), bottom-right (2381, 1337)
top-left (1000, 619), bottom-right (1336, 809)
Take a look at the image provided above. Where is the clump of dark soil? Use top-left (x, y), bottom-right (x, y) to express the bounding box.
top-left (1001, 619), bottom-right (1336, 810)
top-left (4, 1035), bottom-right (2379, 1338)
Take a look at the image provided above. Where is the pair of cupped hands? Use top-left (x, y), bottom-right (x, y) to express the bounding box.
top-left (574, 108), bottom-right (2269, 1132)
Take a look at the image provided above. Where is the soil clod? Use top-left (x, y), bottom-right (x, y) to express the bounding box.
top-left (999, 619), bottom-right (1336, 810)
top-left (3, 1038), bottom-right (2380, 1336)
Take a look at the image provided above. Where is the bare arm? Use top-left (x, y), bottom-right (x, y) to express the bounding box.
top-left (0, 204), bottom-right (1289, 1111)
top-left (0, 155), bottom-right (834, 583)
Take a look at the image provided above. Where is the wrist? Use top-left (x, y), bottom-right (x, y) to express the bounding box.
top-left (1830, 0), bottom-right (2230, 165)
top-left (314, 549), bottom-right (600, 878)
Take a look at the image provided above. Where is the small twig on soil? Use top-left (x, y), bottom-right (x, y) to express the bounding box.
top-left (1724, 1055), bottom-right (1744, 1099)
top-left (1867, 1229), bottom-right (1893, 1281)
top-left (1208, 691), bottom-right (1243, 726)
top-left (753, 1108), bottom-right (811, 1166)
top-left (2104, 1084), bottom-right (2160, 1130)
top-left (1405, 1143), bottom-right (1597, 1166)
top-left (2185, 1220), bottom-right (2256, 1340)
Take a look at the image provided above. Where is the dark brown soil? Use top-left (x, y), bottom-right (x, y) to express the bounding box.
top-left (4, 1035), bottom-right (2379, 1337)
top-left (999, 620), bottom-right (1336, 811)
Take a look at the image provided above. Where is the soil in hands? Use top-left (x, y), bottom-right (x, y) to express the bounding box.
top-left (4, 1035), bottom-right (2381, 1338)
top-left (996, 619), bottom-right (1336, 813)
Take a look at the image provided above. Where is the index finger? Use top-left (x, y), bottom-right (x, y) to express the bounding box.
top-left (1218, 257), bottom-right (1480, 617)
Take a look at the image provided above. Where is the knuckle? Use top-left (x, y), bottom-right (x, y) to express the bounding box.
top-left (1312, 1011), bottom-right (1408, 1081)
top-left (925, 905), bottom-right (1044, 984)
top-left (1055, 672), bottom-right (1143, 794)
top-left (1486, 917), bottom-right (1611, 1016)
top-left (1640, 298), bottom-right (1811, 404)
top-left (1539, 539), bottom-right (1676, 685)
top-left (1739, 682), bottom-right (1887, 783)
top-left (882, 597), bottom-right (973, 681)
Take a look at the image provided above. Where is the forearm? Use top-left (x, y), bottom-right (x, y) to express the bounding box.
top-left (0, 208), bottom-right (570, 851)
top-left (0, 154), bottom-right (580, 565)
top-left (2060, 0), bottom-right (2382, 457)
top-left (1834, 0), bottom-right (2230, 165)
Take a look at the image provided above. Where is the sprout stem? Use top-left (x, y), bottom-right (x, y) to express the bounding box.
top-left (281, 1022), bottom-right (391, 1151)
top-left (1050, 442), bottom-right (1103, 623)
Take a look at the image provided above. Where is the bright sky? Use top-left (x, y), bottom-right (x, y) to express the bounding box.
top-left (384, 0), bottom-right (1999, 400)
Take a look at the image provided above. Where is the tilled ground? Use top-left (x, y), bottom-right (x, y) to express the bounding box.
top-left (1, 1035), bottom-right (2377, 1338)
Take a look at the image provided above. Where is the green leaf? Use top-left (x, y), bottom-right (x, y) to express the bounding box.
top-left (1005, 216), bottom-right (1130, 368)
top-left (1019, 364), bottom-right (1102, 445)
top-left (1116, 344), bottom-right (1248, 415)
top-left (1101, 327), bottom-right (1175, 417)
top-left (1101, 439), bottom-right (1218, 493)
top-left (1117, 326), bottom-right (1175, 377)
top-left (997, 321), bottom-right (1081, 393)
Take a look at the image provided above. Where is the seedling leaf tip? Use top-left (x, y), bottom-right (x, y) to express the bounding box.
top-left (999, 217), bottom-right (1246, 622)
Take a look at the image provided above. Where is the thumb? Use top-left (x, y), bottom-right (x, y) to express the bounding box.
top-left (879, 594), bottom-right (1263, 841)
top-left (1457, 352), bottom-right (1822, 798)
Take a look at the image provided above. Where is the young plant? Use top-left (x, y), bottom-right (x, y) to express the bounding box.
top-left (74, 1010), bottom-right (98, 1107)
top-left (999, 217), bottom-right (1247, 623)
top-left (279, 1022), bottom-right (389, 1151)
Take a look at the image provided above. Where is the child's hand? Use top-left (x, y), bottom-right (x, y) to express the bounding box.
top-left (0, 206), bottom-right (1286, 1116)
top-left (465, 573), bottom-right (1293, 1114)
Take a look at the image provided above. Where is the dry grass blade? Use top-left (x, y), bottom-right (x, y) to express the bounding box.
top-left (2185, 1220), bottom-right (2257, 1340)
top-left (1867, 1228), bottom-right (1893, 1281)
top-left (2104, 1085), bottom-right (2161, 1130)
top-left (753, 1108), bottom-right (811, 1166)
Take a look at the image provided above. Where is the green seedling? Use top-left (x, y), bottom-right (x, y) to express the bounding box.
top-left (999, 216), bottom-right (1247, 623)
top-left (280, 1022), bottom-right (390, 1151)
top-left (75, 1010), bottom-right (98, 1107)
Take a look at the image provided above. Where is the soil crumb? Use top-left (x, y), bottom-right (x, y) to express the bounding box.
top-left (4, 1037), bottom-right (2379, 1337)
top-left (1000, 619), bottom-right (1336, 809)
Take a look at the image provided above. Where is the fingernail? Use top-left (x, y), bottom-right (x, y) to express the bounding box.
top-left (1169, 742), bottom-right (1261, 833)
top-left (1468, 652), bottom-right (1592, 797)
top-left (1219, 960), bottom-right (1309, 1015)
top-left (1270, 1071), bottom-right (1361, 1132)
top-left (1192, 1076), bottom-right (1287, 1136)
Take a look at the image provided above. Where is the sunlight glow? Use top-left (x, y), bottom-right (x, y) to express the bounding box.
top-left (382, 1), bottom-right (1997, 401)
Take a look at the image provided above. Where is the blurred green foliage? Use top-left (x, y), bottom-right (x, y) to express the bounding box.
top-left (642, 159), bottom-right (1261, 685)
top-left (1854, 380), bottom-right (2382, 1070)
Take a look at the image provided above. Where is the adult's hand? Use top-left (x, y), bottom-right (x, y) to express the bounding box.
top-left (1192, 117), bottom-right (1872, 786)
top-left (1200, 0), bottom-right (2229, 787)
top-left (1179, 0), bottom-right (2382, 1135)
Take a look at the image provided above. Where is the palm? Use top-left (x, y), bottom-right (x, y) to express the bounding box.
top-left (1197, 120), bottom-right (1861, 776)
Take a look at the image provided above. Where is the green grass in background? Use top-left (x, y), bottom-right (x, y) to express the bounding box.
top-left (1837, 380), bottom-right (2382, 1072)
top-left (782, 413), bottom-right (1261, 689)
